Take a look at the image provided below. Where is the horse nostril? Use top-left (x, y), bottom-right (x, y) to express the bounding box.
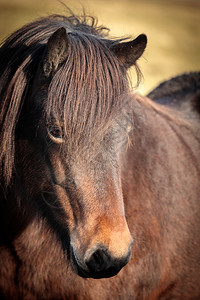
top-left (85, 248), bottom-right (110, 273)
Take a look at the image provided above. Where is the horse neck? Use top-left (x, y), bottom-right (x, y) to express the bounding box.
top-left (121, 92), bottom-right (200, 220)
top-left (127, 92), bottom-right (200, 163)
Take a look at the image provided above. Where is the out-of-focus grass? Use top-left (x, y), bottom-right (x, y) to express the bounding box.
top-left (0, 0), bottom-right (199, 94)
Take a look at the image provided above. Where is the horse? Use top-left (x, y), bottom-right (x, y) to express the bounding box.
top-left (0, 13), bottom-right (200, 300)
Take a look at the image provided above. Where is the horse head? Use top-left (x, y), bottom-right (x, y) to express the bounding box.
top-left (1, 22), bottom-right (147, 279)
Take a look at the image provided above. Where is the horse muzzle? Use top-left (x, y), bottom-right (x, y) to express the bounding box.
top-left (71, 243), bottom-right (132, 279)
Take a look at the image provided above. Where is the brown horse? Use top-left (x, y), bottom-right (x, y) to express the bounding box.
top-left (0, 13), bottom-right (200, 300)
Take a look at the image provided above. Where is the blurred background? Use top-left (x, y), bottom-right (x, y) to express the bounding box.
top-left (0, 0), bottom-right (199, 94)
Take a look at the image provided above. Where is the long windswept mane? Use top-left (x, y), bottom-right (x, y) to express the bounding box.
top-left (45, 29), bottom-right (130, 154)
top-left (0, 13), bottom-right (136, 185)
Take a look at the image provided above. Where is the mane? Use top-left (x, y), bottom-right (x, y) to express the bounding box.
top-left (0, 14), bottom-right (132, 185)
top-left (147, 72), bottom-right (200, 118)
top-left (147, 72), bottom-right (200, 102)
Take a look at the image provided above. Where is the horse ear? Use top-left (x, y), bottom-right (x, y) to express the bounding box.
top-left (111, 34), bottom-right (147, 68)
top-left (43, 27), bottom-right (70, 78)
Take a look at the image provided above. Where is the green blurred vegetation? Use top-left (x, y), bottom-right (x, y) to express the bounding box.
top-left (0, 0), bottom-right (200, 94)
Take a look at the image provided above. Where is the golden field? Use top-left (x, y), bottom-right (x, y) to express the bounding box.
top-left (0, 0), bottom-right (199, 94)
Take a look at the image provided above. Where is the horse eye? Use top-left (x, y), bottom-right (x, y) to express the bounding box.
top-left (48, 126), bottom-right (64, 141)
